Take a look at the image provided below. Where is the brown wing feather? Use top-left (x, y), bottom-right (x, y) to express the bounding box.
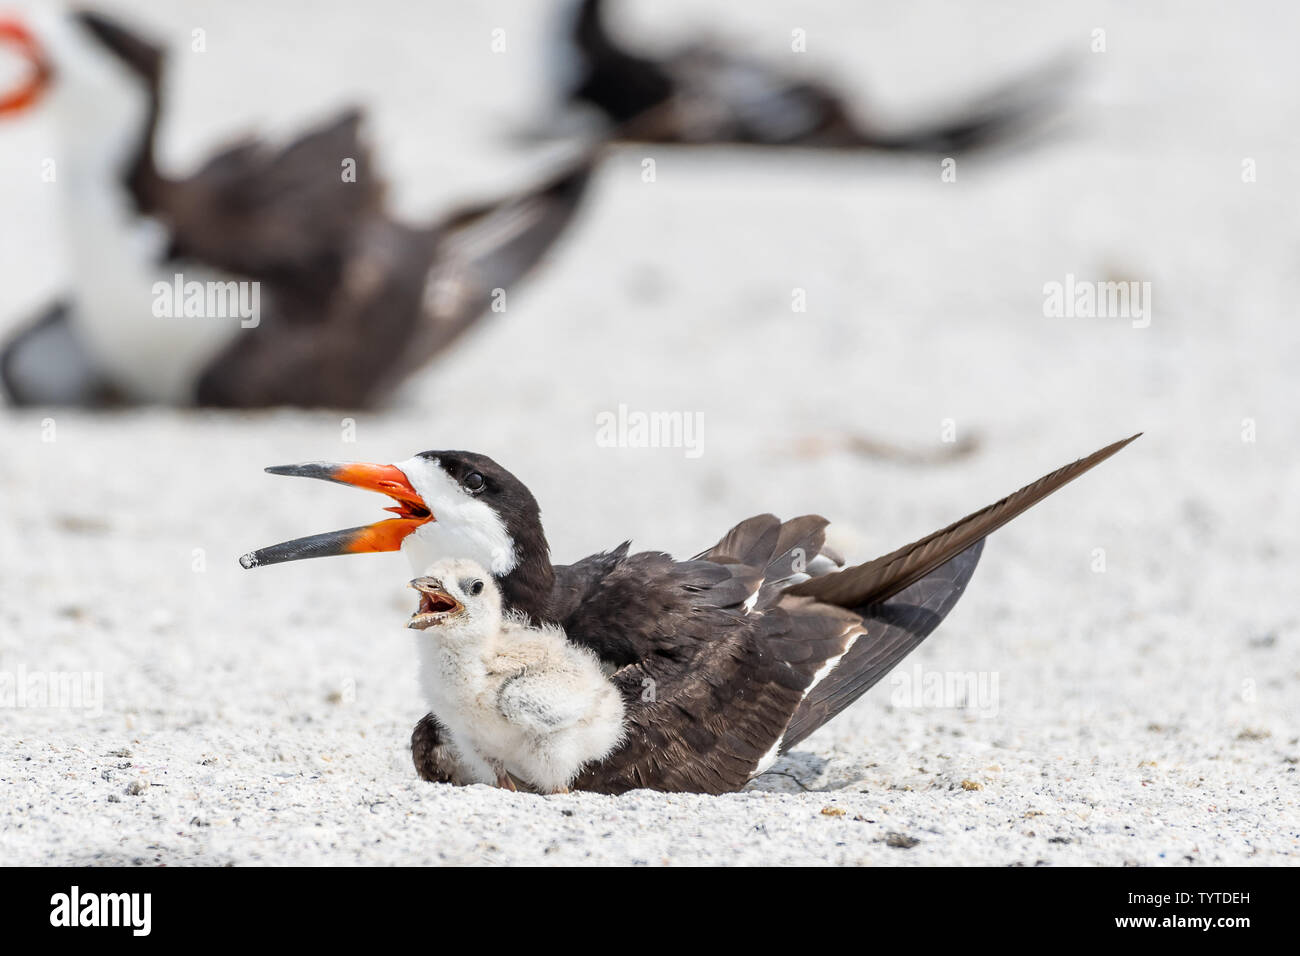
top-left (557, 550), bottom-right (759, 668)
top-left (573, 0), bottom-right (1073, 154)
top-left (780, 540), bottom-right (983, 752)
top-left (155, 110), bottom-right (385, 293)
top-left (78, 10), bottom-right (388, 300)
top-left (573, 594), bottom-right (864, 795)
top-left (555, 514), bottom-right (860, 794)
top-left (194, 220), bottom-right (438, 408)
top-left (193, 151), bottom-right (595, 407)
top-left (412, 152), bottom-right (596, 359)
top-left (786, 434), bottom-right (1141, 608)
top-left (695, 513), bottom-right (832, 607)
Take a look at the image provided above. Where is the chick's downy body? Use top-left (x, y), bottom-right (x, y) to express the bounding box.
top-left (410, 558), bottom-right (624, 793)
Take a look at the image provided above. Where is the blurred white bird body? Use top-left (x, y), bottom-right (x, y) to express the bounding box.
top-left (35, 9), bottom-right (241, 402)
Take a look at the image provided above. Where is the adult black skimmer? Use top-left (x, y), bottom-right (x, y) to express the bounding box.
top-left (0, 9), bottom-right (594, 408)
top-left (551, 0), bottom-right (1068, 152)
top-left (239, 434), bottom-right (1140, 794)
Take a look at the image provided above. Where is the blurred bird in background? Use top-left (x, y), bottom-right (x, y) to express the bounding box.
top-left (0, 8), bottom-right (595, 409)
top-left (547, 0), bottom-right (1072, 152)
top-left (0, 4), bottom-right (1076, 411)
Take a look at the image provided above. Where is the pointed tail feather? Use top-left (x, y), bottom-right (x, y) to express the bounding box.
top-left (774, 434), bottom-right (1139, 754)
top-left (786, 433), bottom-right (1140, 609)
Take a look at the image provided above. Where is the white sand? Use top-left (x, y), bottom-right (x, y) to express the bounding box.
top-left (0, 0), bottom-right (1296, 866)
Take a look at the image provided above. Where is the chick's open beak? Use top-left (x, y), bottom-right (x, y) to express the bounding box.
top-left (407, 576), bottom-right (464, 629)
top-left (239, 462), bottom-right (433, 569)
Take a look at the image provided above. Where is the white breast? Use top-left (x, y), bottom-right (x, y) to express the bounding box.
top-left (43, 12), bottom-right (244, 403)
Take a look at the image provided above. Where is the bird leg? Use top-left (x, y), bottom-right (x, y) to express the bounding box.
top-left (492, 762), bottom-right (518, 792)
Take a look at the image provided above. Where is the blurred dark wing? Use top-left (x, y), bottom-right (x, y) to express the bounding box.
top-left (414, 154), bottom-right (595, 358)
top-left (596, 22), bottom-right (1072, 153)
top-left (74, 11), bottom-right (163, 81)
top-left (194, 221), bottom-right (437, 408)
top-left (669, 47), bottom-right (850, 144)
top-left (194, 151), bottom-right (594, 407)
top-left (157, 110), bottom-right (385, 291)
top-left (853, 58), bottom-right (1078, 154)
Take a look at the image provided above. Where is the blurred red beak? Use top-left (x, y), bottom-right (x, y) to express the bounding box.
top-left (0, 19), bottom-right (52, 117)
top-left (239, 462), bottom-right (433, 569)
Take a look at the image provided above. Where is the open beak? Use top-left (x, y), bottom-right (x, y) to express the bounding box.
top-left (0, 19), bottom-right (52, 118)
top-left (239, 462), bottom-right (433, 569)
top-left (407, 577), bottom-right (464, 629)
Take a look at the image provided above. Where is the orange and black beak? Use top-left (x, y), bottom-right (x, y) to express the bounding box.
top-left (0, 18), bottom-right (52, 118)
top-left (239, 462), bottom-right (433, 569)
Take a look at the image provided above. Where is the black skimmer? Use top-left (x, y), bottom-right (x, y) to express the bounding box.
top-left (408, 558), bottom-right (626, 794)
top-left (552, 0), bottom-right (1068, 152)
top-left (239, 433), bottom-right (1140, 794)
top-left (0, 9), bottom-right (594, 408)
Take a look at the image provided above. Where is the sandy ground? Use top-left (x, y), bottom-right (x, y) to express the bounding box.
top-left (1, 0), bottom-right (1297, 865)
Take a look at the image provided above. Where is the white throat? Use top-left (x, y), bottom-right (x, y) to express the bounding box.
top-left (395, 456), bottom-right (519, 577)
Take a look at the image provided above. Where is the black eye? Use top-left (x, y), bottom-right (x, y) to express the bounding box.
top-left (467, 580), bottom-right (484, 596)
top-left (463, 472), bottom-right (485, 494)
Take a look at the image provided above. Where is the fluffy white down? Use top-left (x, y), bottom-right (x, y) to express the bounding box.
top-left (412, 561), bottom-right (625, 793)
